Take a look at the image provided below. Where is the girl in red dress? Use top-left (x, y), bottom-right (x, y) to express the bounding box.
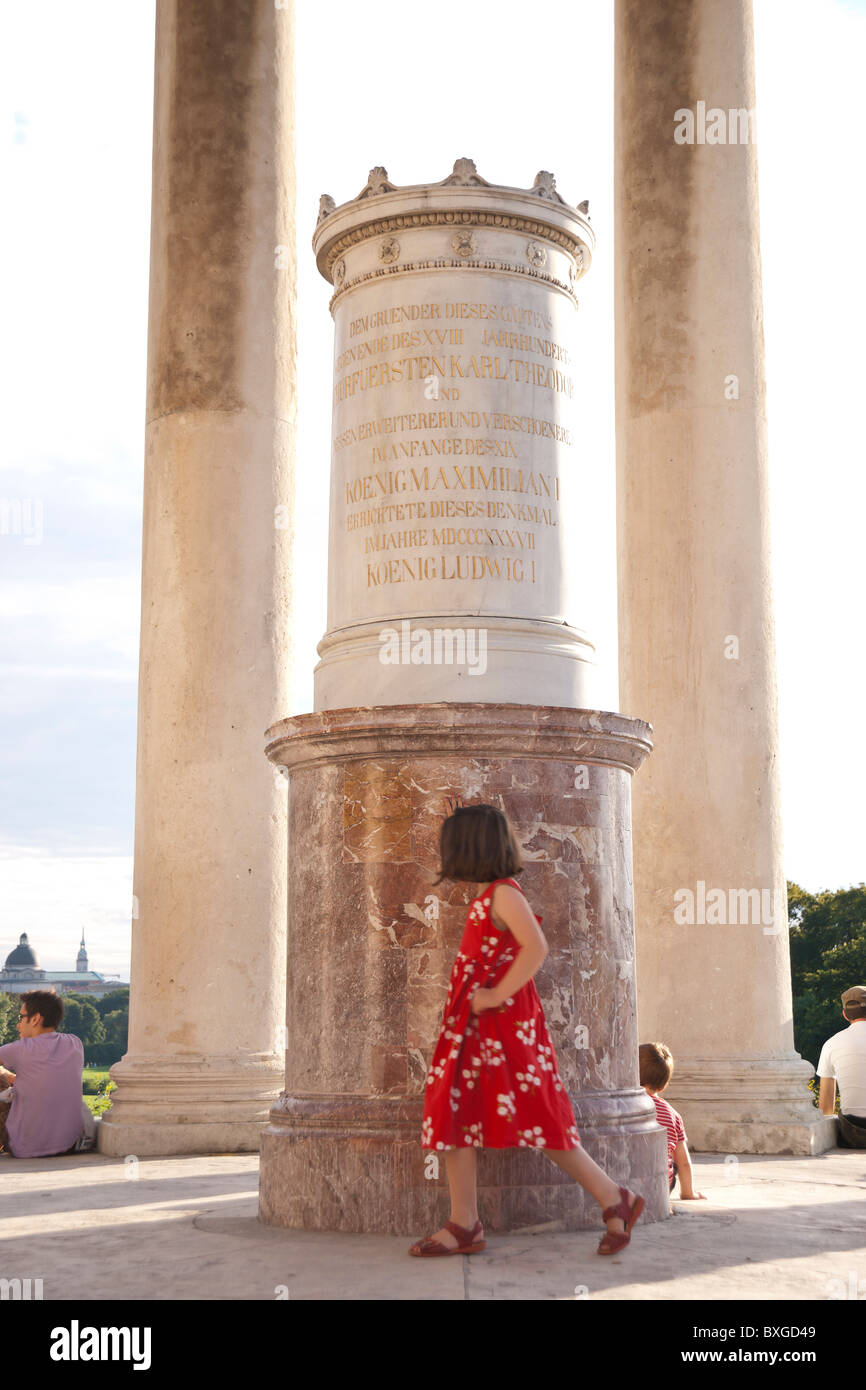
top-left (409, 802), bottom-right (644, 1258)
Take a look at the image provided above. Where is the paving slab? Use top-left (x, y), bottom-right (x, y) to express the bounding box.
top-left (1, 1149), bottom-right (864, 1301)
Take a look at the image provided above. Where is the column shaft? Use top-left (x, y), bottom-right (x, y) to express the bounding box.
top-left (614, 0), bottom-right (833, 1152)
top-left (100, 0), bottom-right (296, 1156)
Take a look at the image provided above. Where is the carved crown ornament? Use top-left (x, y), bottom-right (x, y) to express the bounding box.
top-left (314, 158), bottom-right (592, 292)
top-left (315, 157), bottom-right (590, 227)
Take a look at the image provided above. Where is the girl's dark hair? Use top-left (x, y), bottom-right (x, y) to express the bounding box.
top-left (433, 803), bottom-right (523, 886)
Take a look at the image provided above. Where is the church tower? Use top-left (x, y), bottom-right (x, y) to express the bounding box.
top-left (76, 932), bottom-right (88, 973)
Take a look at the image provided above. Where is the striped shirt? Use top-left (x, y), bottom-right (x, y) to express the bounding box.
top-left (651, 1093), bottom-right (686, 1184)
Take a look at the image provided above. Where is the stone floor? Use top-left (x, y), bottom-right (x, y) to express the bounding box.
top-left (1, 1148), bottom-right (864, 1300)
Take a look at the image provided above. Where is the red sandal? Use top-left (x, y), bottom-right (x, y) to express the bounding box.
top-left (597, 1186), bottom-right (644, 1255)
top-left (408, 1219), bottom-right (487, 1257)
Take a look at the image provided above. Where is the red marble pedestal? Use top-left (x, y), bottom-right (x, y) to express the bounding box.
top-left (259, 703), bottom-right (668, 1234)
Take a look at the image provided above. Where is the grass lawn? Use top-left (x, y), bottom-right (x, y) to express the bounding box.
top-left (82, 1067), bottom-right (115, 1115)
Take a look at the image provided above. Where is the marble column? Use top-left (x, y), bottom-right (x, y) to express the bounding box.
top-left (99, 0), bottom-right (296, 1156)
top-left (259, 161), bottom-right (668, 1233)
top-left (614, 0), bottom-right (834, 1153)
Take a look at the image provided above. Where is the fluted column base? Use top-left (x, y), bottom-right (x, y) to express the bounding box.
top-left (259, 1090), bottom-right (669, 1234)
top-left (665, 1056), bottom-right (837, 1155)
top-left (98, 1054), bottom-right (284, 1157)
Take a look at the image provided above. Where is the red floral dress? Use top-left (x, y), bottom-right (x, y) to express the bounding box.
top-left (420, 876), bottom-right (580, 1151)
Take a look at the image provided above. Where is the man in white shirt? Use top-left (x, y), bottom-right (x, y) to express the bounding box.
top-left (817, 985), bottom-right (866, 1149)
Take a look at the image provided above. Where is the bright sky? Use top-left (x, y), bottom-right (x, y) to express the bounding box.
top-left (1, 0), bottom-right (863, 981)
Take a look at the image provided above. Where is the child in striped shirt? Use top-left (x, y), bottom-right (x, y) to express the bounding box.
top-left (639, 1042), bottom-right (706, 1200)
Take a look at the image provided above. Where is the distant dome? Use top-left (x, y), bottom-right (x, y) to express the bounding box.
top-left (4, 932), bottom-right (40, 969)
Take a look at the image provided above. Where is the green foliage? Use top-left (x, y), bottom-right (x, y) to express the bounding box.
top-left (82, 1067), bottom-right (112, 1096)
top-left (84, 1043), bottom-right (124, 1067)
top-left (0, 994), bottom-right (18, 1045)
top-left (789, 881), bottom-right (866, 1067)
top-left (59, 994), bottom-right (105, 1049)
top-left (101, 1009), bottom-right (128, 1053)
top-left (84, 1082), bottom-right (115, 1117)
top-left (0, 993), bottom-right (129, 1061)
top-left (0, 992), bottom-right (127, 1111)
top-left (77, 993), bottom-right (130, 1067)
top-left (93, 989), bottom-right (129, 1019)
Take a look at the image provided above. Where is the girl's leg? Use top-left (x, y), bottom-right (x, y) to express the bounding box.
top-left (544, 1145), bottom-right (630, 1233)
top-left (445, 1147), bottom-right (479, 1227)
top-left (419, 1147), bottom-right (481, 1250)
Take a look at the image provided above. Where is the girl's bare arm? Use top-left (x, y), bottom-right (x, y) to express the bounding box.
top-left (487, 884), bottom-right (549, 1004)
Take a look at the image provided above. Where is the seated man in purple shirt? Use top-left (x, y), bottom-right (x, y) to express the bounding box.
top-left (0, 989), bottom-right (85, 1158)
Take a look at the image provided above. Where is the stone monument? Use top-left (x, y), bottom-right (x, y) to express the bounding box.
top-left (311, 158), bottom-right (595, 709)
top-left (258, 160), bottom-right (668, 1234)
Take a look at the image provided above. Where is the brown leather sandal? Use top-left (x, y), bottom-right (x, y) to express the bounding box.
top-left (597, 1186), bottom-right (644, 1255)
top-left (408, 1218), bottom-right (487, 1257)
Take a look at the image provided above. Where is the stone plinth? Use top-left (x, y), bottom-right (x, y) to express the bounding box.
top-left (311, 160), bottom-right (597, 711)
top-left (258, 704), bottom-right (668, 1234)
top-left (666, 1060), bottom-right (837, 1157)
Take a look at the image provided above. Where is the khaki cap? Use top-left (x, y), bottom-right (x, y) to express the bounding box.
top-left (841, 986), bottom-right (866, 1008)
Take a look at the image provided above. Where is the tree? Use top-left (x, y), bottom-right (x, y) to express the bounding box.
top-left (101, 1009), bottom-right (128, 1056)
top-left (58, 995), bottom-right (105, 1050)
top-left (0, 994), bottom-right (18, 1045)
top-left (789, 881), bottom-right (866, 1067)
top-left (94, 988), bottom-right (129, 1019)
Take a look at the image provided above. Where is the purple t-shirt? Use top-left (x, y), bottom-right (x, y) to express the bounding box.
top-left (0, 1032), bottom-right (84, 1157)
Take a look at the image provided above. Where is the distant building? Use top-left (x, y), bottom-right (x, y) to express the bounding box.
top-left (0, 932), bottom-right (128, 999)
